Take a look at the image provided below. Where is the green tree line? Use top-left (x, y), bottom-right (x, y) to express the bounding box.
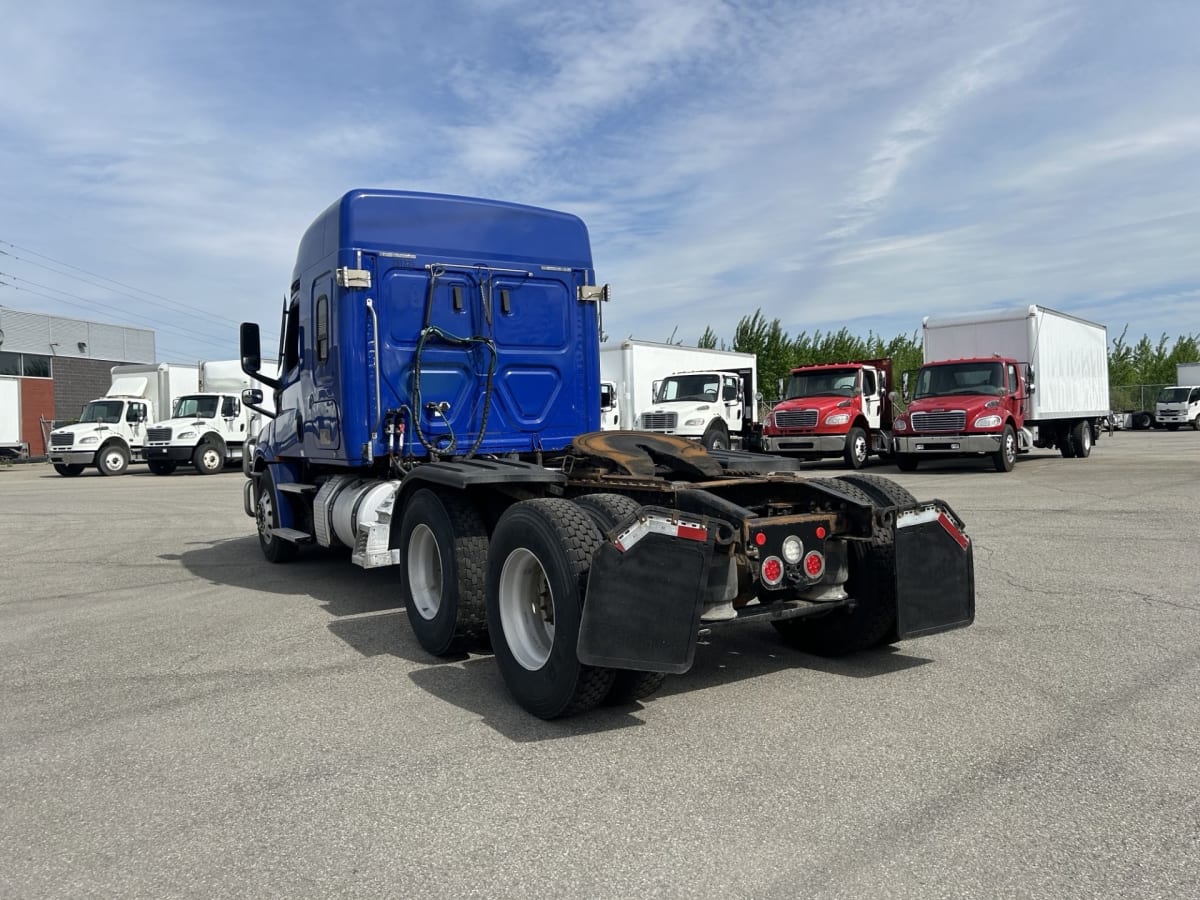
top-left (695, 310), bottom-right (1200, 403)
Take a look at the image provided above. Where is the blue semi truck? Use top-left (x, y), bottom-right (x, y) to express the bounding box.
top-left (239, 189), bottom-right (975, 719)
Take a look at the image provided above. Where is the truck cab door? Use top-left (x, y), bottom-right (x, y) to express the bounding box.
top-left (861, 368), bottom-right (882, 430)
top-left (722, 375), bottom-right (742, 431)
top-left (1006, 362), bottom-right (1024, 423)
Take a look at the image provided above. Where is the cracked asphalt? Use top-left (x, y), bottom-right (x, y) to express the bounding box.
top-left (1, 430), bottom-right (1197, 900)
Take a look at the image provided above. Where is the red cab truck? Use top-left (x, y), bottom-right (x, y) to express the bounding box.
top-left (892, 306), bottom-right (1109, 472)
top-left (759, 360), bottom-right (894, 469)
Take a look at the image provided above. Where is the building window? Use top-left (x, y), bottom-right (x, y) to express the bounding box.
top-left (0, 352), bottom-right (51, 378)
top-left (23, 355), bottom-right (51, 378)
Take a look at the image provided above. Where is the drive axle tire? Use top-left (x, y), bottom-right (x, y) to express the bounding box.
top-left (1192, 415), bottom-right (1200, 432)
top-left (255, 467), bottom-right (298, 564)
top-left (399, 489), bottom-right (489, 657)
top-left (53, 464), bottom-right (85, 477)
top-left (843, 426), bottom-right (869, 470)
top-left (573, 493), bottom-right (668, 706)
top-left (774, 480), bottom-right (897, 655)
top-left (97, 443), bottom-right (130, 476)
top-left (148, 460), bottom-right (177, 476)
top-left (486, 499), bottom-right (616, 719)
top-left (193, 442), bottom-right (224, 475)
top-left (835, 473), bottom-right (917, 508)
top-left (993, 424), bottom-right (1017, 472)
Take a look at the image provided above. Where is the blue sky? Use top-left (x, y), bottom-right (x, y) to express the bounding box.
top-left (1, 0), bottom-right (1198, 363)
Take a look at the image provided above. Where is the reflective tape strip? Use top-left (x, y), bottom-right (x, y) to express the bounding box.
top-left (614, 515), bottom-right (708, 552)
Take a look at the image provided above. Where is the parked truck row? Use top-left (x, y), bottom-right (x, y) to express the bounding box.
top-left (234, 189), bottom-right (975, 720)
top-left (48, 360), bottom-right (275, 477)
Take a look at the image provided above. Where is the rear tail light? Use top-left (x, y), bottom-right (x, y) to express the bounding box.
top-left (804, 551), bottom-right (825, 578)
top-left (761, 556), bottom-right (784, 586)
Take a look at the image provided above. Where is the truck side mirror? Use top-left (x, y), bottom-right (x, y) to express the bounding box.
top-left (243, 388), bottom-right (264, 406)
top-left (776, 378), bottom-right (784, 398)
top-left (901, 371), bottom-right (910, 402)
top-left (241, 322), bottom-right (262, 374)
top-left (1026, 365), bottom-right (1036, 395)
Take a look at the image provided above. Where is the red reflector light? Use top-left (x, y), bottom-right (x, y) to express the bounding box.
top-left (804, 551), bottom-right (825, 578)
top-left (754, 532), bottom-right (767, 546)
top-left (816, 526), bottom-right (827, 539)
top-left (761, 556), bottom-right (784, 585)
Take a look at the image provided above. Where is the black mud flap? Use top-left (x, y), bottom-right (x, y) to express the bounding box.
top-left (894, 503), bottom-right (975, 639)
top-left (578, 512), bottom-right (716, 674)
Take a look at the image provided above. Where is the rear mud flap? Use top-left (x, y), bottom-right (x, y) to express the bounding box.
top-left (894, 505), bottom-right (975, 639)
top-left (578, 515), bottom-right (715, 674)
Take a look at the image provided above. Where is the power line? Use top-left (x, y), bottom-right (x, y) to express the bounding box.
top-left (0, 275), bottom-right (238, 354)
top-left (0, 240), bottom-right (245, 329)
top-left (0, 240), bottom-right (279, 346)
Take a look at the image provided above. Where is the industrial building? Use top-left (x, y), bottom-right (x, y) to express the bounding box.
top-left (0, 308), bottom-right (155, 459)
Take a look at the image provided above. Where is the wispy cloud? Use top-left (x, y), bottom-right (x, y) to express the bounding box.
top-left (0, 0), bottom-right (1197, 362)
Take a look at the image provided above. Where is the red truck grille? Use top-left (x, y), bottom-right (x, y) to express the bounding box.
top-left (911, 411), bottom-right (966, 432)
top-left (773, 409), bottom-right (818, 428)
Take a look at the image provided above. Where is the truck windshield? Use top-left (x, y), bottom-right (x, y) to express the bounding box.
top-left (655, 374), bottom-right (720, 403)
top-left (78, 400), bottom-right (126, 424)
top-left (172, 396), bottom-right (219, 418)
top-left (1157, 387), bottom-right (1190, 402)
top-left (914, 362), bottom-right (1005, 399)
top-left (784, 369), bottom-right (858, 399)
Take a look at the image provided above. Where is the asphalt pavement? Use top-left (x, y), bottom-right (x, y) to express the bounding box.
top-left (1, 430), bottom-right (1197, 900)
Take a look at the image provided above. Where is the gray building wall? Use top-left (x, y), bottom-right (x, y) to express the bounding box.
top-left (0, 308), bottom-right (158, 425)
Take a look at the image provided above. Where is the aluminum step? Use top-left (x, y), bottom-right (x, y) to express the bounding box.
top-left (269, 527), bottom-right (313, 543)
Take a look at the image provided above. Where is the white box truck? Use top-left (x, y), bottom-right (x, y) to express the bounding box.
top-left (599, 339), bottom-right (758, 450)
top-left (0, 376), bottom-right (27, 460)
top-left (1156, 362), bottom-right (1200, 430)
top-left (48, 363), bottom-right (200, 476)
top-left (891, 306), bottom-right (1109, 471)
top-left (143, 359), bottom-right (279, 474)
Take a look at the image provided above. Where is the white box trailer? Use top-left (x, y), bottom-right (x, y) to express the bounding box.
top-left (922, 306), bottom-right (1110, 421)
top-left (1176, 362), bottom-right (1200, 385)
top-left (599, 339), bottom-right (758, 449)
top-left (0, 376), bottom-right (26, 459)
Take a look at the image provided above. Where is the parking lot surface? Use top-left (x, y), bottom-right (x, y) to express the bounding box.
top-left (1, 432), bottom-right (1198, 899)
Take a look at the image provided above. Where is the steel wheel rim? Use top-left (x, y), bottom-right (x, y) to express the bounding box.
top-left (498, 547), bottom-right (554, 671)
top-left (256, 488), bottom-right (275, 545)
top-left (408, 523), bottom-right (443, 620)
top-left (853, 435), bottom-right (867, 462)
top-left (102, 449), bottom-right (123, 471)
top-left (1004, 432), bottom-right (1016, 463)
top-left (202, 447), bottom-right (221, 470)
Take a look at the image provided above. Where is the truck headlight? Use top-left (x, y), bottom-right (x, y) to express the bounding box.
top-left (79, 435), bottom-right (99, 445)
top-left (684, 418), bottom-right (705, 427)
top-left (894, 419), bottom-right (907, 431)
top-left (973, 415), bottom-right (1002, 429)
top-left (178, 430), bottom-right (197, 440)
top-left (824, 413), bottom-right (850, 426)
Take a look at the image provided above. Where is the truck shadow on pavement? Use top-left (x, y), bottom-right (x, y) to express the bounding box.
top-left (172, 535), bottom-right (932, 741)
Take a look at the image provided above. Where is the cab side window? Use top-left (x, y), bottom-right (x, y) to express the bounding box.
top-left (1007, 364), bottom-right (1019, 393)
top-left (862, 370), bottom-right (876, 395)
top-left (723, 376), bottom-right (739, 402)
top-left (316, 294), bottom-right (329, 363)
